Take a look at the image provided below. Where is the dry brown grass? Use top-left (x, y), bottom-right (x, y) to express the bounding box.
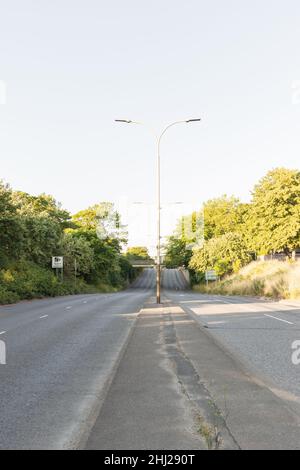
top-left (194, 260), bottom-right (300, 299)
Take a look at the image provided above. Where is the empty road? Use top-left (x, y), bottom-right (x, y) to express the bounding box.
top-left (0, 268), bottom-right (300, 449)
top-left (131, 268), bottom-right (189, 290)
top-left (165, 288), bottom-right (300, 405)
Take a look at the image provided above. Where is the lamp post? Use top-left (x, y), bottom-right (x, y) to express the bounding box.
top-left (115, 118), bottom-right (201, 303)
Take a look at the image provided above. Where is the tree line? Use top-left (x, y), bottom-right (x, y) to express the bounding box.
top-left (164, 168), bottom-right (300, 281)
top-left (0, 181), bottom-right (137, 303)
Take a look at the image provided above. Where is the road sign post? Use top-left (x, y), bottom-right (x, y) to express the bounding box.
top-left (205, 269), bottom-right (218, 286)
top-left (74, 258), bottom-right (77, 289)
top-left (52, 257), bottom-right (64, 281)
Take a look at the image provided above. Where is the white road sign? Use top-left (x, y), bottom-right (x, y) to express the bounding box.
top-left (205, 270), bottom-right (218, 281)
top-left (52, 256), bottom-right (64, 269)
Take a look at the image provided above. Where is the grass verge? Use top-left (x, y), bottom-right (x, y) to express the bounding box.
top-left (193, 260), bottom-right (300, 300)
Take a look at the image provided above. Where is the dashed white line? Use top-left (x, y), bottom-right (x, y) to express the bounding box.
top-left (39, 315), bottom-right (48, 319)
top-left (264, 314), bottom-right (294, 325)
top-left (66, 306), bottom-right (72, 310)
top-left (0, 331), bottom-right (6, 335)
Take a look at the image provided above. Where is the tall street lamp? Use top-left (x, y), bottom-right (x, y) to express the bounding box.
top-left (115, 118), bottom-right (201, 304)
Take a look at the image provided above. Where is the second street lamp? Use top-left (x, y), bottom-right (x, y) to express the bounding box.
top-left (115, 118), bottom-right (201, 304)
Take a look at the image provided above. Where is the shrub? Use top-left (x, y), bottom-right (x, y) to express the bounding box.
top-left (0, 260), bottom-right (115, 304)
top-left (0, 286), bottom-right (19, 304)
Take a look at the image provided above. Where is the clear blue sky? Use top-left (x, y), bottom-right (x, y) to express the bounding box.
top-left (1, 1), bottom-right (300, 249)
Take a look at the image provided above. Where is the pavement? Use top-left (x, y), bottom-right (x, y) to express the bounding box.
top-left (85, 300), bottom-right (206, 450)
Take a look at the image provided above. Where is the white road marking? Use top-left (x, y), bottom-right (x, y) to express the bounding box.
top-left (180, 300), bottom-right (221, 304)
top-left (218, 298), bottom-right (238, 304)
top-left (39, 315), bottom-right (48, 319)
top-left (0, 331), bottom-right (6, 335)
top-left (83, 301), bottom-right (87, 304)
top-left (264, 314), bottom-right (294, 325)
top-left (66, 306), bottom-right (72, 310)
top-left (207, 321), bottom-right (227, 325)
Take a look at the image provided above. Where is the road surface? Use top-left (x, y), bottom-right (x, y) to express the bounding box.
top-left (0, 288), bottom-right (151, 449)
top-left (0, 268), bottom-right (300, 449)
top-left (131, 268), bottom-right (189, 290)
top-left (165, 288), bottom-right (300, 404)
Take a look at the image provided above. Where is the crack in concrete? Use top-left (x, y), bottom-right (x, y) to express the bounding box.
top-left (162, 312), bottom-right (240, 450)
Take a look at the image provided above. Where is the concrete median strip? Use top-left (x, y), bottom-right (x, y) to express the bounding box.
top-left (162, 305), bottom-right (239, 450)
top-left (85, 300), bottom-right (207, 450)
top-left (85, 300), bottom-right (235, 450)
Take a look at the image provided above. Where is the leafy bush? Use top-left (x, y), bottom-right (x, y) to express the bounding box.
top-left (0, 286), bottom-right (19, 304)
top-left (0, 184), bottom-right (139, 304)
top-left (0, 260), bottom-right (119, 304)
top-left (190, 232), bottom-right (251, 277)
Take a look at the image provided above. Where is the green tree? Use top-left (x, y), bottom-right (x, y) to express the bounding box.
top-left (12, 192), bottom-right (71, 228)
top-left (163, 210), bottom-right (204, 269)
top-left (189, 232), bottom-right (251, 277)
top-left (126, 246), bottom-right (151, 260)
top-left (0, 179), bottom-right (138, 302)
top-left (174, 211), bottom-right (204, 247)
top-left (69, 203), bottom-right (130, 287)
top-left (20, 216), bottom-right (62, 266)
top-left (73, 202), bottom-right (127, 244)
top-left (61, 232), bottom-right (94, 277)
top-left (0, 181), bottom-right (24, 265)
top-left (7, 191), bottom-right (72, 266)
top-left (245, 168), bottom-right (300, 255)
top-left (119, 255), bottom-right (138, 284)
top-left (203, 196), bottom-right (246, 240)
top-left (164, 236), bottom-right (192, 268)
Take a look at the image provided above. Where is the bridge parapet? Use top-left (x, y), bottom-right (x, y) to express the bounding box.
top-left (130, 260), bottom-right (155, 268)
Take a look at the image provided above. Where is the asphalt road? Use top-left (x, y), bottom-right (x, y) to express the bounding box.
top-left (1, 267), bottom-right (300, 449)
top-left (131, 267), bottom-right (189, 290)
top-left (161, 268), bottom-right (190, 290)
top-left (131, 268), bottom-right (156, 289)
top-left (0, 288), bottom-right (152, 449)
top-left (165, 288), bottom-right (300, 407)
